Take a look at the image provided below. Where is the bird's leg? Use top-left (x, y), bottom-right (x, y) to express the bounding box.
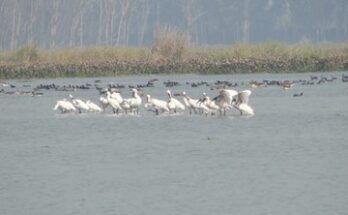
top-left (155, 109), bottom-right (159, 115)
top-left (79, 108), bottom-right (82, 114)
top-left (113, 108), bottom-right (116, 114)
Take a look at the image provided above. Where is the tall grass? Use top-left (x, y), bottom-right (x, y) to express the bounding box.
top-left (1, 41), bottom-right (348, 79)
top-left (40, 46), bottom-right (149, 63)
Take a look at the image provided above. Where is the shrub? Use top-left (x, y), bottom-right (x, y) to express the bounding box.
top-left (151, 26), bottom-right (190, 63)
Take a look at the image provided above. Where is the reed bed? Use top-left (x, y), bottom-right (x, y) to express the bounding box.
top-left (1, 42), bottom-right (348, 79)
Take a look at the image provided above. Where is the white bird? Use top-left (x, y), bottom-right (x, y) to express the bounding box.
top-left (109, 91), bottom-right (134, 113)
top-left (201, 93), bottom-right (220, 114)
top-left (182, 91), bottom-right (210, 115)
top-left (122, 88), bottom-right (142, 114)
top-left (221, 89), bottom-right (239, 104)
top-left (144, 94), bottom-right (169, 115)
top-left (181, 91), bottom-right (197, 114)
top-left (69, 94), bottom-right (89, 113)
top-left (109, 91), bottom-right (131, 113)
top-left (86, 100), bottom-right (103, 112)
top-left (53, 99), bottom-right (76, 113)
top-left (106, 91), bottom-right (123, 114)
top-left (110, 91), bottom-right (124, 103)
top-left (213, 88), bottom-right (238, 115)
top-left (166, 89), bottom-right (185, 113)
top-left (195, 99), bottom-right (211, 115)
top-left (99, 96), bottom-right (109, 111)
top-left (232, 90), bottom-right (255, 116)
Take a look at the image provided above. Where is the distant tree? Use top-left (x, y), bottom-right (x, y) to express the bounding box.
top-left (0, 0), bottom-right (347, 50)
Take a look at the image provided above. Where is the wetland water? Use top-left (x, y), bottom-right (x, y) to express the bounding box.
top-left (1, 72), bottom-right (348, 215)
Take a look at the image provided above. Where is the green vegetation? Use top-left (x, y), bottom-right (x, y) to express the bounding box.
top-left (1, 41), bottom-right (348, 79)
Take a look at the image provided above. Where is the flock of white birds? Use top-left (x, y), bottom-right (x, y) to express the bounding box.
top-left (54, 88), bottom-right (255, 116)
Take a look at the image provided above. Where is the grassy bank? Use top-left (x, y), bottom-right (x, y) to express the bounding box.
top-left (1, 42), bottom-right (348, 79)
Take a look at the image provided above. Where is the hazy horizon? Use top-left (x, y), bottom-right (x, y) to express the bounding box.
top-left (0, 0), bottom-right (347, 50)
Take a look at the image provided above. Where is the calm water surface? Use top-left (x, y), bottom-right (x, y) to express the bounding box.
top-left (1, 72), bottom-right (348, 215)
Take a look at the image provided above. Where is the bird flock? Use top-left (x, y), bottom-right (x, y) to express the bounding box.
top-left (48, 73), bottom-right (348, 116)
top-left (53, 87), bottom-right (255, 116)
top-left (2, 73), bottom-right (347, 116)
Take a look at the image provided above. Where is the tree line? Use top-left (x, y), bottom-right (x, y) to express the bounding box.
top-left (0, 0), bottom-right (347, 50)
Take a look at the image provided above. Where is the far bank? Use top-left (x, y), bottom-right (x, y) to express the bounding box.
top-left (1, 43), bottom-right (348, 79)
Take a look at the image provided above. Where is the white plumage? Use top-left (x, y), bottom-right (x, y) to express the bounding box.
top-left (110, 91), bottom-right (124, 103)
top-left (53, 99), bottom-right (76, 113)
top-left (86, 100), bottom-right (102, 112)
top-left (212, 89), bottom-right (238, 115)
top-left (99, 96), bottom-right (109, 111)
top-left (106, 91), bottom-right (123, 114)
top-left (53, 86), bottom-right (256, 117)
top-left (166, 90), bottom-right (185, 113)
top-left (233, 90), bottom-right (255, 116)
top-left (182, 91), bottom-right (197, 114)
top-left (201, 93), bottom-right (220, 114)
top-left (122, 88), bottom-right (142, 114)
top-left (144, 94), bottom-right (169, 115)
top-left (220, 89), bottom-right (238, 105)
top-left (69, 94), bottom-right (89, 113)
top-left (182, 91), bottom-right (210, 115)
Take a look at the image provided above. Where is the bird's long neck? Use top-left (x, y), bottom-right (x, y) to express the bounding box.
top-left (187, 95), bottom-right (194, 101)
top-left (134, 92), bottom-right (140, 99)
top-left (106, 93), bottom-right (112, 100)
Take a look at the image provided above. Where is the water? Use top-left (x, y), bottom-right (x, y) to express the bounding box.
top-left (1, 72), bottom-right (348, 215)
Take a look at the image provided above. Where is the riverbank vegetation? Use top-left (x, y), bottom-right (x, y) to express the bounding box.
top-left (1, 30), bottom-right (348, 79)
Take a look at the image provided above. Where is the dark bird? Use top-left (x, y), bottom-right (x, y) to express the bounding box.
top-left (293, 92), bottom-right (303, 97)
